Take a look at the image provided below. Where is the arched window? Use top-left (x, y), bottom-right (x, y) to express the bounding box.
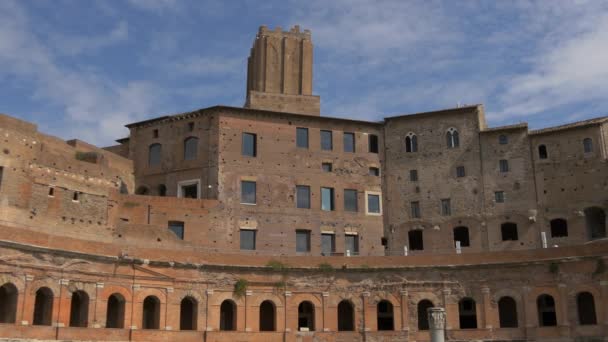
top-left (0, 283), bottom-right (18, 324)
top-left (184, 137), bottom-right (198, 161)
top-left (537, 294), bottom-right (557, 327)
top-left (180, 296), bottom-right (198, 331)
top-left (337, 300), bottom-right (355, 331)
top-left (446, 128), bottom-right (459, 149)
top-left (377, 300), bottom-right (394, 331)
top-left (453, 226), bottom-right (470, 247)
top-left (538, 145), bottom-right (548, 159)
top-left (405, 133), bottom-right (418, 152)
top-left (259, 300), bottom-right (276, 331)
top-left (584, 207), bottom-right (606, 240)
top-left (142, 296), bottom-right (160, 329)
top-left (583, 138), bottom-right (593, 153)
top-left (69, 290), bottom-right (89, 327)
top-left (577, 292), bottom-right (597, 325)
top-left (409, 230), bottom-right (424, 251)
top-left (298, 301), bottom-right (315, 331)
top-left (33, 287), bottom-right (53, 326)
top-left (106, 293), bottom-right (125, 329)
top-left (458, 298), bottom-right (477, 329)
top-left (148, 143), bottom-right (162, 166)
top-left (550, 218), bottom-right (568, 237)
top-left (417, 300), bottom-right (434, 330)
top-left (501, 222), bottom-right (519, 241)
top-left (498, 296), bottom-right (518, 328)
top-left (157, 184), bottom-right (167, 197)
top-left (220, 300), bottom-right (236, 331)
top-left (135, 186), bottom-right (149, 195)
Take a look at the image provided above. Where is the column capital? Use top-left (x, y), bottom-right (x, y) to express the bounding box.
top-left (428, 307), bottom-right (446, 330)
top-left (362, 291), bottom-right (370, 297)
top-left (481, 286), bottom-right (490, 294)
top-left (600, 281), bottom-right (608, 286)
top-left (400, 290), bottom-right (408, 296)
top-left (59, 279), bottom-right (69, 285)
top-left (442, 288), bottom-right (451, 295)
top-left (322, 292), bottom-right (329, 297)
top-left (166, 287), bottom-right (174, 293)
top-left (96, 282), bottom-right (104, 288)
top-left (245, 290), bottom-right (253, 296)
top-left (558, 283), bottom-right (567, 289)
top-left (25, 274), bottom-right (34, 282)
top-left (132, 284), bottom-right (141, 290)
top-left (284, 291), bottom-right (292, 297)
top-left (206, 289), bottom-right (214, 295)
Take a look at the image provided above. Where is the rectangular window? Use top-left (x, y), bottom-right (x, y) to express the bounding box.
top-left (369, 167), bottom-right (380, 176)
top-left (367, 194), bottom-right (381, 214)
top-left (345, 235), bottom-right (359, 255)
top-left (410, 169), bottom-right (418, 182)
top-left (241, 181), bottom-right (256, 204)
top-left (296, 185), bottom-right (311, 209)
top-left (321, 130), bottom-right (333, 151)
top-left (321, 187), bottom-right (335, 211)
top-left (343, 132), bottom-right (355, 152)
top-left (296, 230), bottom-right (311, 253)
top-left (344, 189), bottom-right (358, 212)
top-left (409, 230), bottom-right (424, 250)
top-left (168, 221), bottom-right (184, 240)
top-left (410, 201), bottom-right (421, 218)
top-left (495, 191), bottom-right (505, 203)
top-left (240, 229), bottom-right (256, 250)
top-left (321, 233), bottom-right (335, 255)
top-left (322, 162), bottom-right (332, 172)
top-left (456, 166), bottom-right (465, 177)
top-left (440, 198), bottom-right (451, 216)
top-left (181, 184), bottom-right (198, 198)
top-left (368, 134), bottom-right (379, 153)
top-left (499, 159), bottom-right (509, 173)
top-left (242, 132), bottom-right (257, 157)
top-left (296, 127), bottom-right (309, 148)
top-left (0, 166), bottom-right (3, 191)
top-left (153, 129), bottom-right (159, 138)
top-left (188, 122), bottom-right (194, 132)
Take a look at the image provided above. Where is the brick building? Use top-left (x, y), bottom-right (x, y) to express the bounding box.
top-left (0, 25), bottom-right (606, 341)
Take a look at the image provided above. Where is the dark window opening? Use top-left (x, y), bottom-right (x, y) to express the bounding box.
top-left (181, 183), bottom-right (198, 199)
top-left (447, 130), bottom-right (460, 148)
top-left (69, 290), bottom-right (89, 327)
top-left (157, 184), bottom-right (167, 197)
top-left (501, 222), bottom-right (519, 241)
top-left (153, 129), bottom-right (158, 138)
top-left (322, 162), bottom-right (332, 172)
top-left (296, 127), bottom-right (309, 148)
top-left (409, 230), bottom-right (423, 251)
top-left (453, 226), bottom-right (470, 247)
top-left (136, 186), bottom-right (149, 195)
top-left (220, 300), bottom-right (236, 331)
top-left (296, 230), bottom-right (311, 253)
top-left (148, 143), bottom-right (161, 166)
top-left (550, 218), bottom-right (568, 237)
top-left (345, 235), bottom-right (359, 255)
top-left (180, 296), bottom-right (197, 330)
top-left (456, 166), bottom-right (465, 177)
top-left (184, 137), bottom-right (198, 161)
top-left (142, 296), bottom-right (160, 329)
top-left (48, 187), bottom-right (54, 197)
top-left (410, 169), bottom-right (418, 182)
top-left (337, 300), bottom-right (354, 331)
top-left (499, 159), bottom-right (509, 172)
top-left (168, 221), bottom-right (184, 240)
top-left (321, 130), bottom-right (333, 151)
top-left (344, 189), bottom-right (358, 212)
top-left (106, 293), bottom-right (125, 329)
top-left (241, 181), bottom-right (256, 204)
top-left (259, 300), bottom-right (276, 331)
top-left (459, 298), bottom-right (477, 329)
top-left (538, 145), bottom-right (548, 159)
top-left (344, 132), bottom-right (355, 152)
top-left (73, 192), bottom-right (79, 201)
top-left (369, 167), bottom-right (380, 176)
top-left (498, 297), bottom-right (518, 328)
top-left (441, 198), bottom-right (451, 216)
top-left (585, 207), bottom-right (606, 240)
top-left (33, 287), bottom-right (53, 326)
top-left (187, 122), bottom-right (194, 132)
top-left (537, 294), bottom-right (557, 327)
top-left (240, 229), bottom-right (256, 250)
top-left (369, 134), bottom-right (379, 153)
top-left (583, 138), bottom-right (593, 153)
top-left (417, 300), bottom-right (434, 330)
top-left (298, 301), bottom-right (315, 331)
top-left (410, 201), bottom-right (421, 219)
top-left (499, 135), bottom-right (508, 145)
top-left (405, 135), bottom-right (418, 152)
top-left (321, 233), bottom-right (335, 256)
top-left (495, 191), bottom-right (505, 203)
top-left (367, 194), bottom-right (381, 214)
top-left (577, 292), bottom-right (597, 325)
top-left (296, 185), bottom-right (311, 209)
top-left (242, 133), bottom-right (257, 157)
top-left (0, 283), bottom-right (18, 324)
top-left (377, 300), bottom-right (394, 331)
top-left (321, 187), bottom-right (334, 211)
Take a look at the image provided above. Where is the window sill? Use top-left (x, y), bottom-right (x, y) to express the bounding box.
top-left (240, 202), bottom-right (257, 206)
top-left (366, 212), bottom-right (382, 216)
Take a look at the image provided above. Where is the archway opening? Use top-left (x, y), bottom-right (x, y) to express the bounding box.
top-left (337, 300), bottom-right (354, 331)
top-left (142, 296), bottom-right (160, 329)
top-left (298, 301), bottom-right (315, 331)
top-left (69, 290), bottom-right (89, 327)
top-left (577, 292), bottom-right (597, 325)
top-left (180, 296), bottom-right (198, 330)
top-left (220, 300), bottom-right (236, 331)
top-left (458, 298), bottom-right (477, 329)
top-left (417, 300), bottom-right (434, 330)
top-left (498, 296), bottom-right (517, 328)
top-left (537, 294), bottom-right (557, 327)
top-left (585, 207), bottom-right (606, 240)
top-left (453, 226), bottom-right (470, 247)
top-left (377, 300), bottom-right (394, 331)
top-left (259, 300), bottom-right (276, 331)
top-left (0, 283), bottom-right (18, 323)
top-left (106, 293), bottom-right (125, 329)
top-left (33, 287), bottom-right (53, 326)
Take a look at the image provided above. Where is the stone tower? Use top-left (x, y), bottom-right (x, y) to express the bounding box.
top-left (244, 25), bottom-right (320, 116)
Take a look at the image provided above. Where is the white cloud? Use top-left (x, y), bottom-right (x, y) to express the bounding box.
top-left (49, 21), bottom-right (129, 56)
top-left (171, 56), bottom-right (243, 76)
top-left (127, 0), bottom-right (179, 12)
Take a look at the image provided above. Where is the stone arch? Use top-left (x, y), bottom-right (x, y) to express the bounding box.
top-left (259, 300), bottom-right (276, 331)
top-left (0, 275), bottom-right (25, 294)
top-left (458, 297), bottom-right (477, 329)
top-left (209, 291), bottom-right (244, 307)
top-left (0, 282), bottom-right (18, 323)
top-left (134, 288), bottom-right (167, 305)
top-left (142, 295), bottom-right (161, 329)
top-left (180, 296), bottom-right (198, 331)
top-left (417, 299), bottom-right (434, 331)
top-left (29, 279), bottom-right (60, 296)
top-left (291, 293), bottom-right (322, 332)
top-left (219, 299), bottom-right (237, 331)
top-left (176, 289), bottom-right (204, 305)
top-left (337, 299), bottom-right (355, 331)
top-left (69, 290), bottom-right (89, 327)
top-left (250, 293), bottom-right (284, 308)
top-left (99, 285), bottom-right (132, 304)
top-left (537, 294), bottom-right (557, 327)
top-left (105, 293), bottom-right (126, 329)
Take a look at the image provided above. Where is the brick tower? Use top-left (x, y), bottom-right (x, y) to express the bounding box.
top-left (244, 25), bottom-right (320, 115)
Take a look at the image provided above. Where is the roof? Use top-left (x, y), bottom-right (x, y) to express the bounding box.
top-left (529, 116), bottom-right (608, 135)
top-left (481, 122), bottom-right (528, 133)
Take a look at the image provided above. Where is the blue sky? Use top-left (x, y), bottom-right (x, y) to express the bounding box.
top-left (1, 0), bottom-right (607, 146)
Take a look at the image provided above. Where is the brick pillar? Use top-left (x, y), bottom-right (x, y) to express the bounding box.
top-left (557, 283), bottom-right (570, 337)
top-left (130, 284), bottom-right (140, 330)
top-left (93, 282), bottom-right (104, 328)
top-left (442, 288), bottom-right (452, 330)
top-left (322, 292), bottom-right (329, 331)
top-left (400, 290), bottom-right (409, 331)
top-left (481, 286), bottom-right (492, 330)
top-left (284, 291), bottom-right (292, 333)
top-left (362, 291), bottom-right (370, 332)
top-left (205, 289), bottom-right (213, 332)
top-left (56, 279), bottom-right (70, 328)
top-left (245, 290), bottom-right (252, 332)
top-left (600, 281), bottom-right (608, 336)
top-left (521, 286), bottom-right (534, 338)
top-left (21, 274), bottom-right (34, 325)
top-left (164, 287), bottom-right (173, 331)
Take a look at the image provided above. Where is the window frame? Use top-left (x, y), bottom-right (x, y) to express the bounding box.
top-left (495, 191), bottom-right (505, 203)
top-left (177, 179), bottom-right (201, 199)
top-left (499, 159), bottom-right (509, 173)
top-left (239, 229), bottom-right (257, 250)
top-left (322, 162), bottom-right (333, 172)
top-left (242, 132), bottom-right (257, 157)
top-left (241, 180), bottom-right (257, 205)
top-left (343, 132), bottom-right (355, 153)
top-left (343, 189), bottom-right (358, 212)
top-left (365, 191), bottom-right (382, 215)
top-left (321, 233), bottom-right (336, 256)
top-left (345, 233), bottom-right (359, 255)
top-left (296, 230), bottom-right (311, 253)
top-left (168, 221), bottom-right (185, 240)
top-left (183, 136), bottom-right (199, 161)
top-left (440, 198), bottom-right (451, 216)
top-left (409, 169), bottom-right (418, 182)
top-left (320, 130), bottom-right (333, 151)
top-left (456, 166), bottom-right (466, 178)
top-left (369, 167), bottom-right (380, 177)
top-left (410, 201), bottom-right (421, 219)
top-left (321, 187), bottom-right (335, 211)
top-left (498, 134), bottom-right (508, 145)
top-left (296, 127), bottom-right (309, 149)
top-left (368, 134), bottom-right (379, 153)
top-left (296, 185), bottom-right (311, 209)
top-left (148, 143), bottom-right (162, 167)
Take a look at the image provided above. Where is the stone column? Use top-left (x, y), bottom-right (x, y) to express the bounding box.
top-left (400, 290), bottom-right (409, 331)
top-left (521, 286), bottom-right (534, 339)
top-left (205, 289), bottom-right (213, 332)
top-left (428, 307), bottom-right (446, 342)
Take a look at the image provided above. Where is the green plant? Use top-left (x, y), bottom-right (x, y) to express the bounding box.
top-left (549, 262), bottom-right (559, 274)
top-left (317, 262), bottom-right (334, 272)
top-left (122, 201), bottom-right (139, 208)
top-left (266, 259), bottom-right (288, 272)
top-left (273, 280), bottom-right (287, 291)
top-left (234, 278), bottom-right (248, 298)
